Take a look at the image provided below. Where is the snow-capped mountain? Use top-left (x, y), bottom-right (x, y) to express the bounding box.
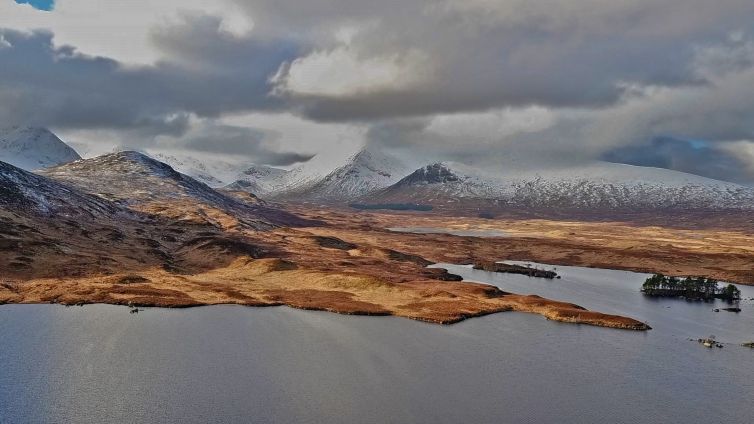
top-left (228, 145), bottom-right (411, 201)
top-left (368, 161), bottom-right (754, 212)
top-left (226, 164), bottom-right (288, 195)
top-left (292, 147), bottom-right (411, 200)
top-left (0, 159), bottom-right (119, 218)
top-left (39, 152), bottom-right (310, 228)
top-left (0, 126), bottom-right (81, 171)
top-left (149, 152), bottom-right (247, 188)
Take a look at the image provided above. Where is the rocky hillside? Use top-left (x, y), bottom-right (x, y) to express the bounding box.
top-left (0, 159), bottom-right (120, 218)
top-left (39, 151), bottom-right (311, 229)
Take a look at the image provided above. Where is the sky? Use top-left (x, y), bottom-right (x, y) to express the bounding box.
top-left (1, 0), bottom-right (754, 183)
top-left (14, 1), bottom-right (53, 12)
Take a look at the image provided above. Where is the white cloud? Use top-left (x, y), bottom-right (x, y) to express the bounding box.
top-left (720, 140), bottom-right (754, 173)
top-left (426, 107), bottom-right (556, 143)
top-left (222, 112), bottom-right (366, 158)
top-left (274, 46), bottom-right (430, 97)
top-left (0, 0), bottom-right (252, 64)
top-left (0, 33), bottom-right (10, 49)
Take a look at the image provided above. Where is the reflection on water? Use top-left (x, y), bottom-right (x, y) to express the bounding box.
top-left (1, 263), bottom-right (754, 423)
top-left (387, 226), bottom-right (509, 237)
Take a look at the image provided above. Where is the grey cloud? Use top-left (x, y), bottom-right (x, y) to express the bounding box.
top-left (246, 0), bottom-right (754, 121)
top-left (177, 123), bottom-right (314, 166)
top-left (3, 0), bottom-right (754, 175)
top-left (0, 23), bottom-right (295, 134)
top-left (365, 113), bottom-right (593, 168)
top-left (149, 14), bottom-right (302, 72)
top-left (4, 2), bottom-right (754, 126)
top-left (603, 137), bottom-right (754, 185)
top-left (365, 118), bottom-right (430, 149)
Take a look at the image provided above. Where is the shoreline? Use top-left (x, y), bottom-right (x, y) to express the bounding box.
top-left (0, 261), bottom-right (651, 330)
top-left (0, 298), bottom-right (651, 330)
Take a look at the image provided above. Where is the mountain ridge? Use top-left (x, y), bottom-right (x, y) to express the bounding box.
top-left (39, 151), bottom-right (312, 229)
top-left (366, 160), bottom-right (754, 213)
top-left (228, 145), bottom-right (411, 201)
top-left (0, 159), bottom-right (122, 218)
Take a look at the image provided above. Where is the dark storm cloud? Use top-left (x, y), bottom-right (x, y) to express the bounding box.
top-left (603, 137), bottom-right (754, 185)
top-left (285, 33), bottom-right (702, 123)
top-left (179, 123), bottom-right (314, 166)
top-left (4, 1), bottom-right (754, 125)
top-left (249, 0), bottom-right (754, 121)
top-left (0, 21), bottom-right (297, 135)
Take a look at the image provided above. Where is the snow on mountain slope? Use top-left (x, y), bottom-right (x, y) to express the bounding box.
top-left (149, 152), bottom-right (247, 187)
top-left (370, 161), bottom-right (754, 211)
top-left (0, 159), bottom-right (120, 218)
top-left (41, 151), bottom-right (241, 205)
top-left (0, 126), bottom-right (81, 171)
top-left (245, 145), bottom-right (411, 201)
top-left (39, 152), bottom-right (311, 229)
top-left (226, 165), bottom-right (288, 195)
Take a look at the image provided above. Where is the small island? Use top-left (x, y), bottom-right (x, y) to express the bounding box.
top-left (641, 274), bottom-right (741, 301)
top-left (473, 261), bottom-right (559, 279)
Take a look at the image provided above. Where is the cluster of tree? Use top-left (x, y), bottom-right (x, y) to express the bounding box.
top-left (641, 274), bottom-right (741, 301)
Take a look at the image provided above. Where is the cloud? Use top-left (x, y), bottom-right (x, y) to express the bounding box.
top-left (1, 0), bottom-right (754, 181)
top-left (272, 46), bottom-right (430, 97)
top-left (13, 1), bottom-right (54, 12)
top-left (603, 137), bottom-right (754, 185)
top-left (172, 123), bottom-right (314, 166)
top-left (0, 24), bottom-right (294, 135)
top-left (1, 0), bottom-right (251, 64)
top-left (582, 36), bottom-right (754, 147)
top-left (260, 0), bottom-right (754, 121)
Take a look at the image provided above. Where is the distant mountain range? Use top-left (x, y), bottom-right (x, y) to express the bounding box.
top-left (158, 145), bottom-right (411, 201)
top-left (149, 152), bottom-right (248, 188)
top-left (219, 145), bottom-right (754, 213)
top-left (256, 147), bottom-right (411, 201)
top-left (3, 126), bottom-right (754, 215)
top-left (367, 161), bottom-right (754, 214)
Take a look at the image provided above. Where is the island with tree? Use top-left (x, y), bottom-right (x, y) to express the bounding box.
top-left (641, 274), bottom-right (741, 301)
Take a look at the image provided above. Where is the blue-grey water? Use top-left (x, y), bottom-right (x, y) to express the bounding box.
top-left (2, 263), bottom-right (754, 424)
top-left (387, 226), bottom-right (509, 237)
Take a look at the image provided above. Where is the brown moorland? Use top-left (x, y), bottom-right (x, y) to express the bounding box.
top-left (287, 205), bottom-right (754, 285)
top-left (0, 198), bottom-right (657, 329)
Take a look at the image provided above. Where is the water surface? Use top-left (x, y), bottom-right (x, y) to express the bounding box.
top-left (2, 263), bottom-right (753, 423)
top-left (387, 226), bottom-right (509, 237)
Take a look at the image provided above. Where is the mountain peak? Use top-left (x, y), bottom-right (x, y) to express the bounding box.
top-left (395, 162), bottom-right (466, 186)
top-left (0, 126), bottom-right (81, 171)
top-left (370, 160), bottom-right (754, 213)
top-left (267, 144), bottom-right (412, 201)
top-left (52, 150), bottom-right (185, 182)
